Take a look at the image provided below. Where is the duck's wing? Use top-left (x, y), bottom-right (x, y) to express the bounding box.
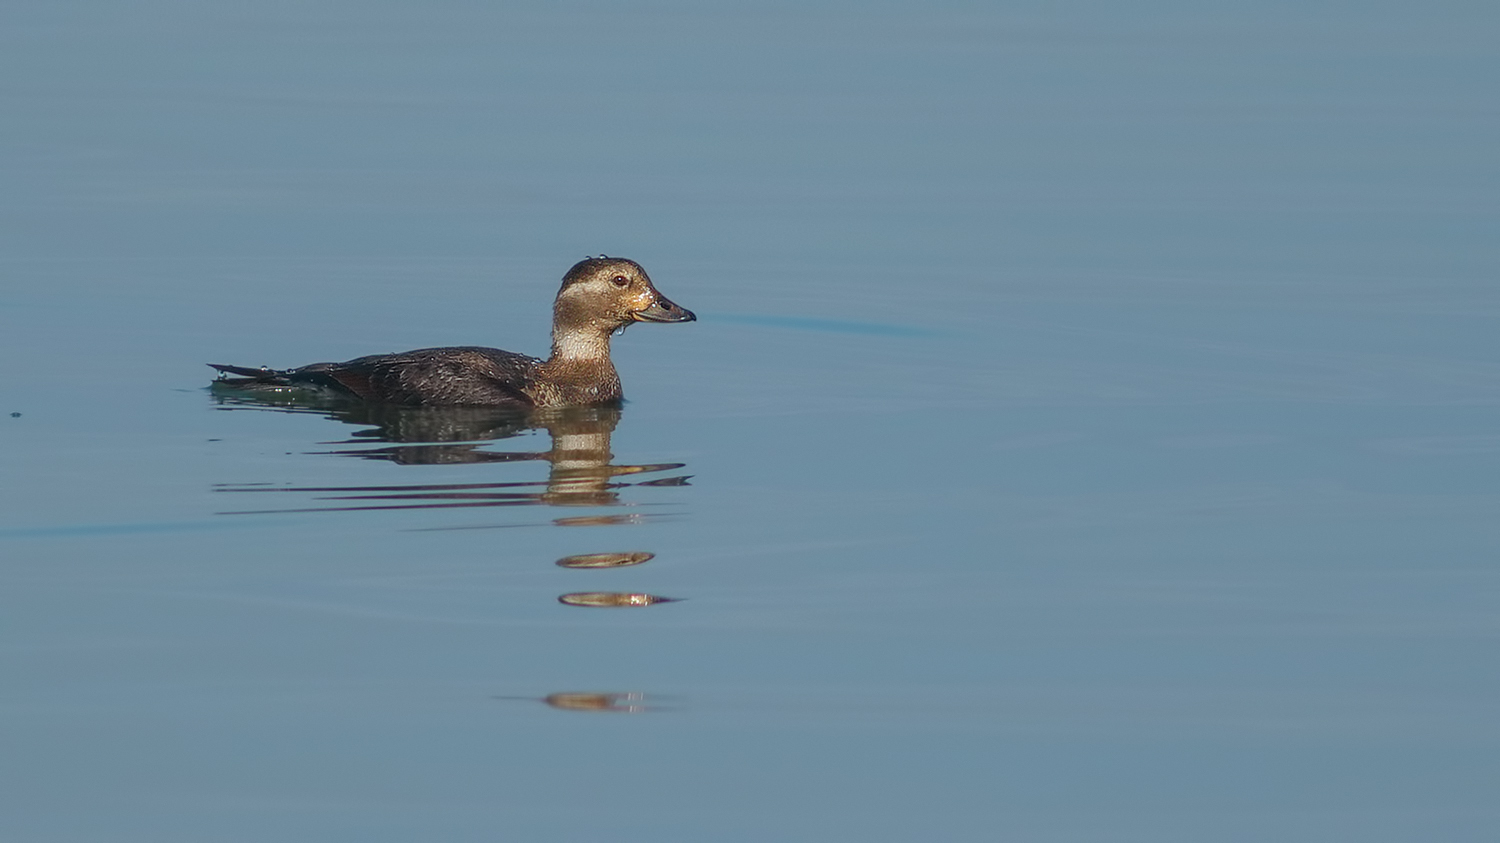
top-left (211, 346), bottom-right (542, 406)
top-left (328, 347), bottom-right (541, 406)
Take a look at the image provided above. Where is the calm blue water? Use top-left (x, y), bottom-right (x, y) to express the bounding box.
top-left (3, 2), bottom-right (1498, 841)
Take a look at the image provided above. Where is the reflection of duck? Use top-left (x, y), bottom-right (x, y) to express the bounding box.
top-left (210, 398), bottom-right (690, 514)
top-left (209, 257), bottom-right (694, 408)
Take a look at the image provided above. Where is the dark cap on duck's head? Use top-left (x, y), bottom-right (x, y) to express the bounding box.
top-left (559, 255), bottom-right (636, 290)
top-left (555, 256), bottom-right (696, 329)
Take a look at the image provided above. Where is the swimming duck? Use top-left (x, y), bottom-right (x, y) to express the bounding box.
top-left (209, 257), bottom-right (694, 407)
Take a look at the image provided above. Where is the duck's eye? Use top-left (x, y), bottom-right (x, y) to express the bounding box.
top-left (610, 275), bottom-right (629, 287)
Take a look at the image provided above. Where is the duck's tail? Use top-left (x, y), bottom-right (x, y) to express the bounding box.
top-left (208, 363), bottom-right (295, 386)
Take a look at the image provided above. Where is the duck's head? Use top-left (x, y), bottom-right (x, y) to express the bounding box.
top-left (554, 257), bottom-right (696, 332)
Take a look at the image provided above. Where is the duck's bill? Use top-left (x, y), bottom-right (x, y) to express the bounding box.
top-left (632, 296), bottom-right (697, 323)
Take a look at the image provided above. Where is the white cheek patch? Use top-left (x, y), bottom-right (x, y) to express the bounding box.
top-left (560, 281), bottom-right (600, 301)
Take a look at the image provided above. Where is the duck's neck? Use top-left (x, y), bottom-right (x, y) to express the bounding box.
top-left (549, 323), bottom-right (613, 365)
top-left (537, 323), bottom-right (622, 405)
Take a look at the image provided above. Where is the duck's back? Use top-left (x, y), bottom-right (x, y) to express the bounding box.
top-left (321, 346), bottom-right (542, 406)
top-left (214, 346), bottom-right (542, 407)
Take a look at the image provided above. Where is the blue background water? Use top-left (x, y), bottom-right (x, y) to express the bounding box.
top-left (3, 2), bottom-right (1497, 840)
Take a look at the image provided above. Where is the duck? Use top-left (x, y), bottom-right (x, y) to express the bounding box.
top-left (209, 257), bottom-right (695, 407)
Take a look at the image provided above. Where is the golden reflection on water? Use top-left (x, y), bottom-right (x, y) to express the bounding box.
top-left (543, 692), bottom-right (648, 713)
top-left (556, 551), bottom-right (655, 568)
top-left (557, 591), bottom-right (679, 607)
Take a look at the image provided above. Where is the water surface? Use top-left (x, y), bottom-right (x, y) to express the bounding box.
top-left (2, 2), bottom-right (1498, 841)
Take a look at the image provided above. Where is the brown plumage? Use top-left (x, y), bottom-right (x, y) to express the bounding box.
top-left (210, 257), bottom-right (694, 407)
